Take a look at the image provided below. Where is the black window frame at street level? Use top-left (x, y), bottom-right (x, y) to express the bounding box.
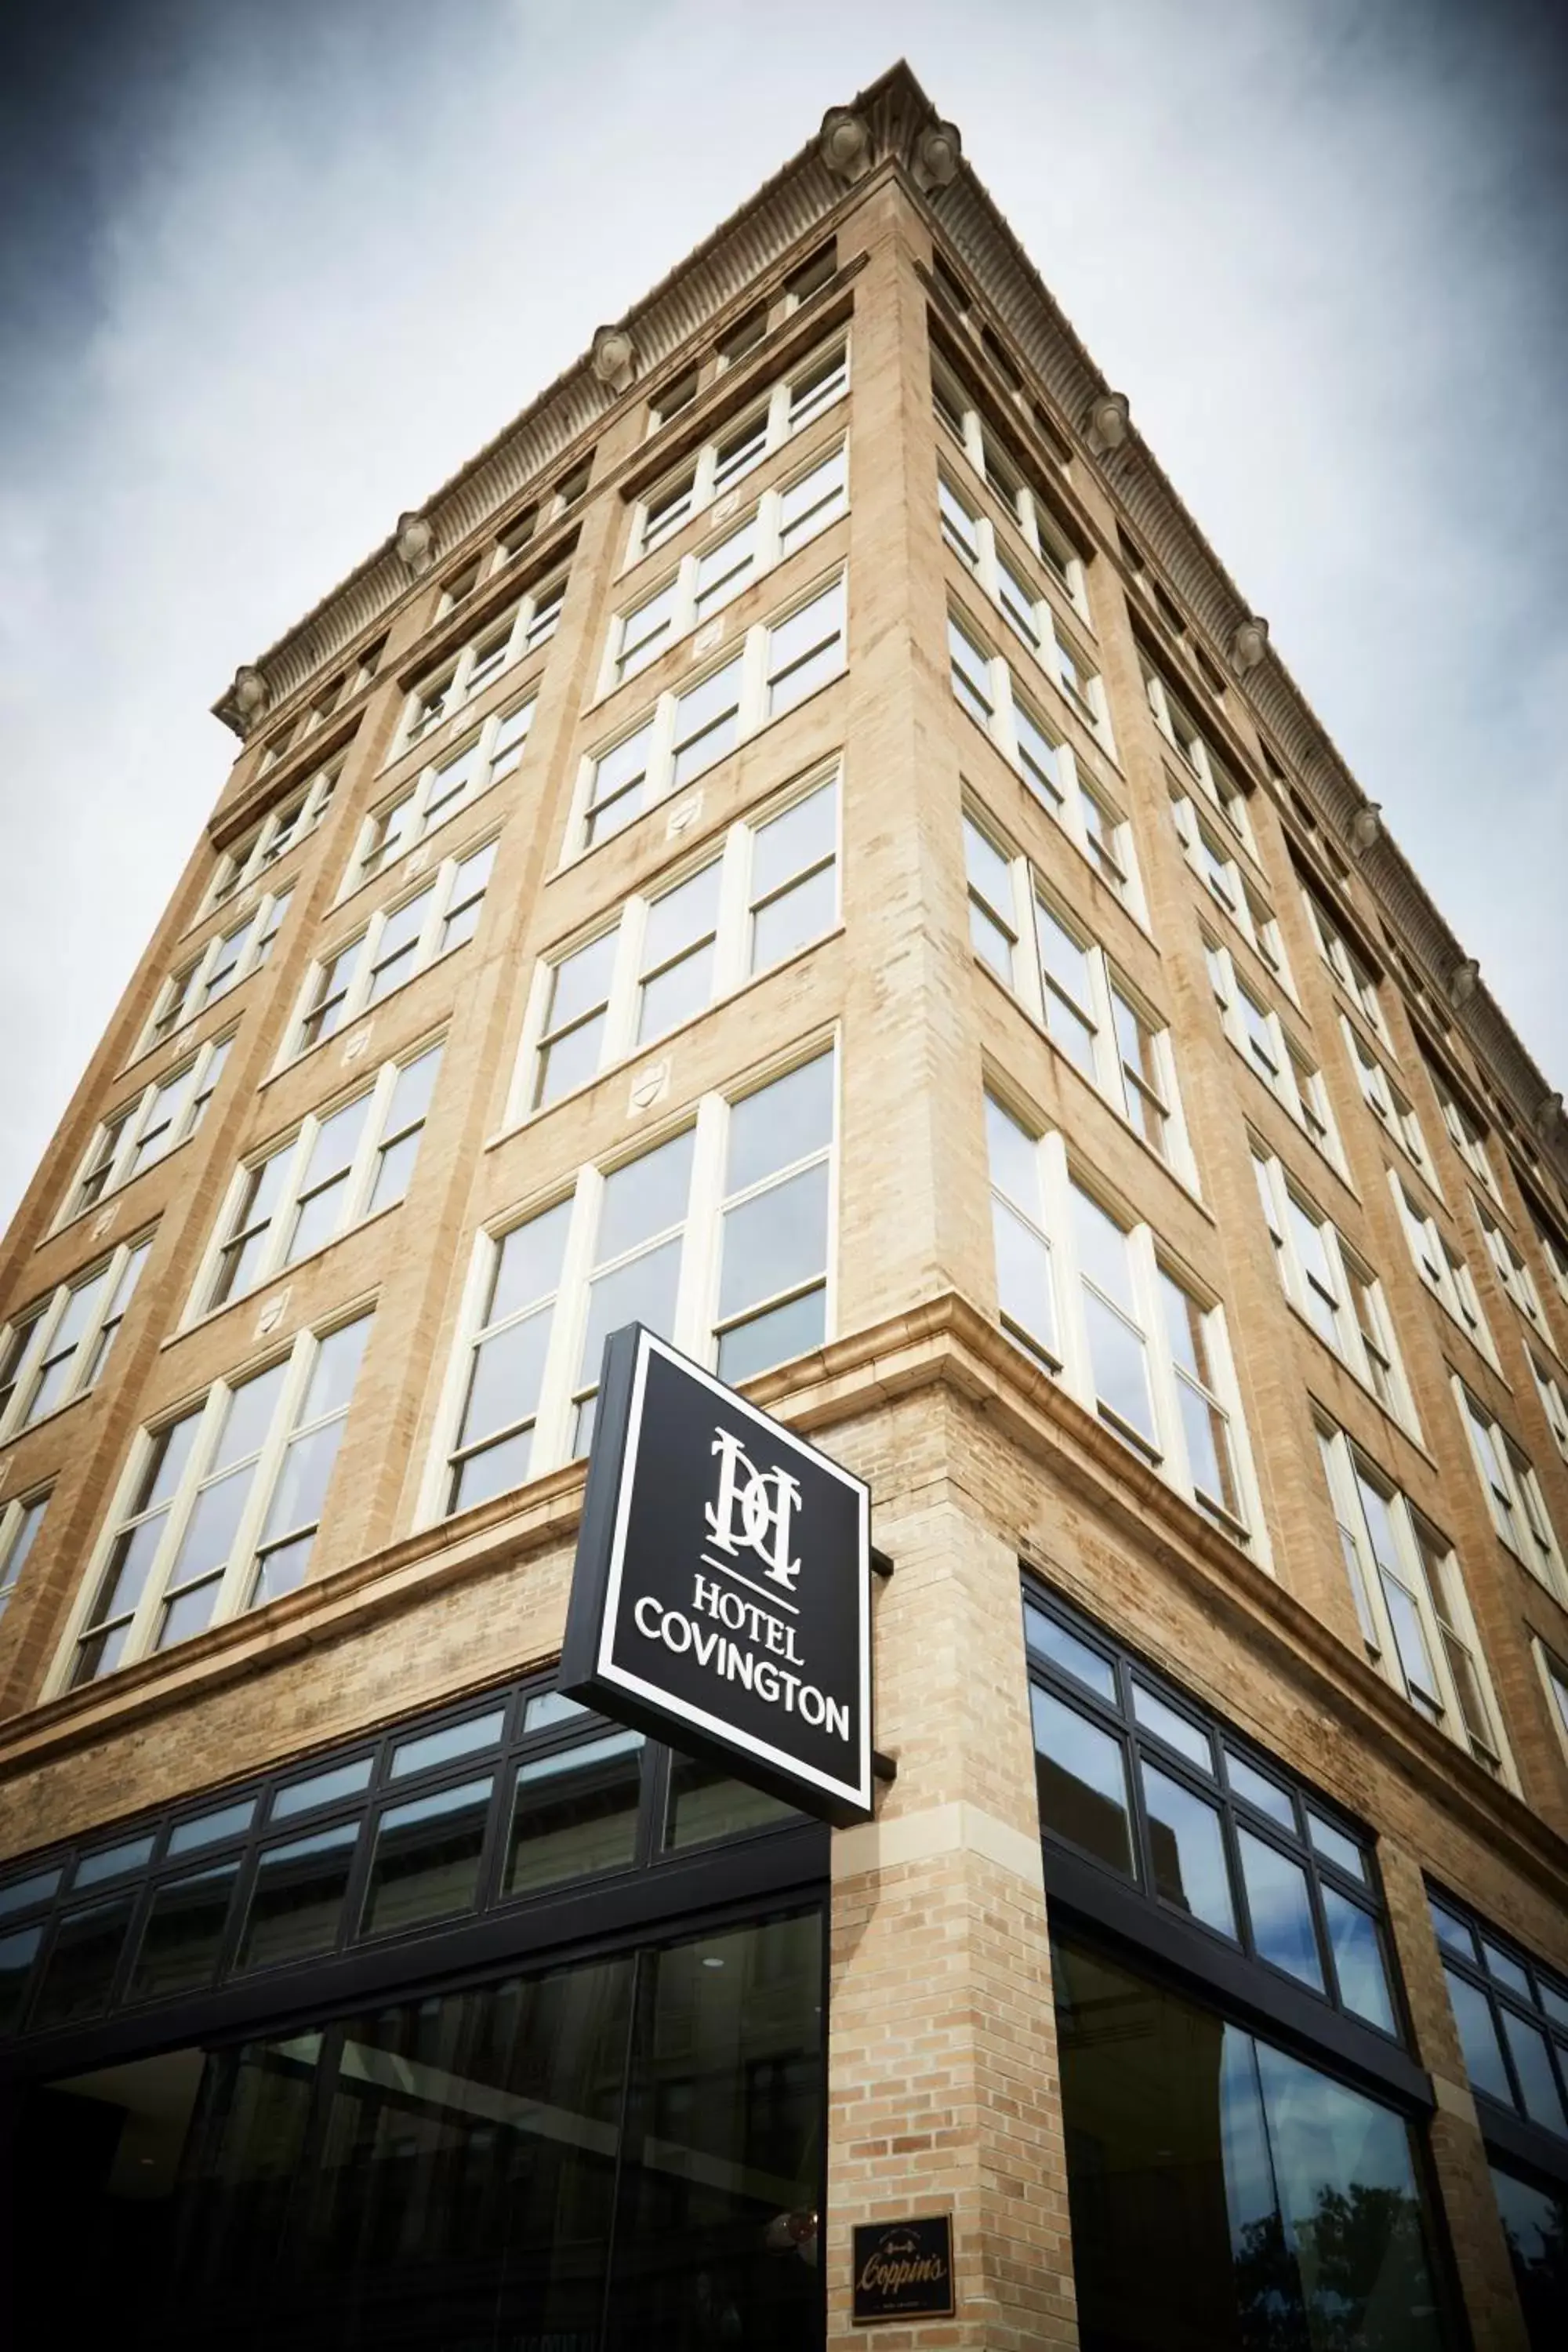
top-left (1023, 1570), bottom-right (1432, 2114)
top-left (0, 1661), bottom-right (826, 2089)
top-left (1428, 1880), bottom-right (1568, 2194)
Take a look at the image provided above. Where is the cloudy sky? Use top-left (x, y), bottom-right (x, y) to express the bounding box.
top-left (1, 0), bottom-right (1564, 1231)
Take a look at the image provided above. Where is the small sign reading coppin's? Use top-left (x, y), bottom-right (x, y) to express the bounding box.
top-left (560, 1324), bottom-right (874, 1824)
top-left (851, 2216), bottom-right (956, 2323)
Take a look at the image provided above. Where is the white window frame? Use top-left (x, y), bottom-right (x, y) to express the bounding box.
top-left (1531, 1211), bottom-right (1568, 1309)
top-left (946, 581), bottom-right (1111, 757)
top-left (423, 1042), bottom-right (840, 1523)
top-left (284, 837), bottom-right (496, 1064)
top-left (187, 1042), bottom-right (444, 1319)
top-left (938, 466), bottom-right (1102, 713)
top-left (1303, 887), bottom-right (1389, 1043)
top-left (45, 1309), bottom-right (376, 1696)
top-left (1475, 1195), bottom-right (1549, 1337)
top-left (0, 1234), bottom-right (154, 1443)
top-left (1529, 1352), bottom-right (1568, 1467)
top-left (1206, 934), bottom-right (1344, 1171)
top-left (1341, 1017), bottom-right (1436, 1182)
top-left (516, 767), bottom-right (840, 1120)
top-left (205, 763), bottom-right (339, 916)
top-left (1252, 1148), bottom-right (1417, 1430)
top-left (1143, 664), bottom-right (1256, 855)
top-left (1392, 1174), bottom-right (1498, 1367)
top-left (60, 1032), bottom-right (234, 1225)
top-left (1454, 1378), bottom-right (1567, 1599)
top-left (345, 695), bottom-right (534, 896)
top-left (626, 332), bottom-right (851, 565)
top-left (1171, 793), bottom-right (1288, 984)
top-left (569, 572), bottom-right (846, 859)
top-left (1428, 1062), bottom-right (1500, 1199)
top-left (1533, 1637), bottom-right (1568, 1769)
top-left (983, 1091), bottom-right (1264, 1545)
top-left (1318, 1423), bottom-right (1508, 1777)
top-left (140, 889), bottom-right (292, 1055)
top-left (601, 438), bottom-right (848, 695)
top-left (390, 578), bottom-right (561, 766)
top-left (947, 608), bottom-right (1138, 911)
top-left (963, 806), bottom-right (1196, 1187)
top-left (0, 1486), bottom-right (49, 1621)
top-left (930, 354), bottom-right (1091, 623)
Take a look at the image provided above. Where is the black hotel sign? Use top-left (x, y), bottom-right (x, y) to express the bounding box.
top-left (561, 1325), bottom-right (873, 1824)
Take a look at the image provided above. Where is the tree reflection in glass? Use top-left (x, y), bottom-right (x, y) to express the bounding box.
top-left (1054, 1936), bottom-right (1449, 2351)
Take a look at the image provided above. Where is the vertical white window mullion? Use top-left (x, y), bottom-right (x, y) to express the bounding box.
top-left (756, 491), bottom-right (783, 574)
top-left (416, 866), bottom-right (452, 966)
top-left (677, 1094), bottom-right (729, 1363)
top-left (124, 1388), bottom-right (228, 1660)
top-left (738, 621), bottom-right (769, 745)
top-left (347, 1065), bottom-right (398, 1222)
top-left (713, 818), bottom-right (751, 999)
top-left (648, 691), bottom-right (679, 807)
top-left (215, 1341), bottom-right (311, 1625)
top-left (1084, 949), bottom-right (1120, 1112)
top-left (976, 519), bottom-right (1002, 608)
top-left (766, 380), bottom-right (789, 456)
top-left (544, 1169), bottom-right (604, 1468)
top-left (1041, 1134), bottom-right (1091, 1411)
top-left (1134, 1228), bottom-right (1181, 1482)
top-left (534, 1178), bottom-right (597, 1474)
top-left (989, 654), bottom-right (1017, 767)
top-left (1014, 859), bottom-right (1045, 1028)
top-left (604, 906), bottom-right (644, 1065)
top-left (694, 444), bottom-right (718, 510)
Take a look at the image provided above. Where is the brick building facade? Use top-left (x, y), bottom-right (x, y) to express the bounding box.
top-left (0, 62), bottom-right (1564, 2350)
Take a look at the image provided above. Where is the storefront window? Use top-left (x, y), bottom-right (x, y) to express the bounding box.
top-left (4, 1910), bottom-right (824, 2349)
top-left (1490, 2163), bottom-right (1568, 2351)
top-left (1054, 1936), bottom-right (1450, 2351)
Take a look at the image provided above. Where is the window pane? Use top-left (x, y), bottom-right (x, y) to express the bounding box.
top-left (716, 1286), bottom-right (826, 1384)
top-left (726, 1056), bottom-right (834, 1194)
top-left (129, 1864), bottom-right (238, 2002)
top-left (31, 1898), bottom-right (136, 2029)
top-left (1498, 2008), bottom-right (1568, 2136)
top-left (1226, 1751), bottom-right (1297, 1833)
top-left (1082, 1290), bottom-right (1156, 1444)
top-left (0, 1926), bottom-right (42, 2036)
top-left (1307, 1812), bottom-right (1367, 1883)
top-left (505, 1731), bottom-right (643, 1895)
top-left (535, 1014), bottom-right (605, 1107)
top-left (717, 1161), bottom-right (828, 1321)
top-left (597, 1131), bottom-right (695, 1261)
top-left (1320, 1886), bottom-right (1396, 2034)
top-left (1443, 1964), bottom-right (1515, 2103)
top-left (390, 1709), bottom-right (505, 1780)
top-left (1031, 1686), bottom-right (1133, 1875)
top-left (1132, 1684), bottom-right (1212, 1771)
top-left (1142, 1762), bottom-right (1236, 1937)
top-left (665, 1754), bottom-right (798, 1848)
top-left (1238, 1828), bottom-right (1324, 1990)
top-left (491, 1203), bottom-right (572, 1323)
top-left (751, 862), bottom-right (837, 971)
top-left (361, 1776), bottom-right (494, 1938)
top-left (1023, 1605), bottom-right (1116, 1700)
top-left (167, 1800), bottom-right (255, 1857)
top-left (993, 1196), bottom-right (1055, 1359)
top-left (637, 946), bottom-right (714, 1043)
top-left (238, 1826), bottom-right (358, 1972)
top-left (578, 1236), bottom-right (684, 1390)
top-left (272, 1757), bottom-right (373, 1820)
top-left (460, 1307), bottom-right (553, 1451)
top-left (1490, 2163), bottom-right (1568, 2352)
top-left (751, 782), bottom-right (836, 902)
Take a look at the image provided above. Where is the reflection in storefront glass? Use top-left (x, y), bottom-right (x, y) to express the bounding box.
top-left (1054, 1936), bottom-right (1449, 2351)
top-left (7, 1910), bottom-right (825, 2351)
top-left (1490, 2162), bottom-right (1568, 2350)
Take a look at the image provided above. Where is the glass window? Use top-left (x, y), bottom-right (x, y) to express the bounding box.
top-left (447, 1199), bottom-right (572, 1512)
top-left (714, 1054), bottom-right (833, 1383)
top-left (1031, 1685), bottom-right (1133, 1876)
top-left (1055, 1938), bottom-right (1450, 2351)
top-left (506, 1730), bottom-right (643, 1894)
top-left (1490, 2164), bottom-right (1568, 2352)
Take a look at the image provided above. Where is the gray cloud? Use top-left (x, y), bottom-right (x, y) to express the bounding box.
top-left (1, 0), bottom-right (1564, 1232)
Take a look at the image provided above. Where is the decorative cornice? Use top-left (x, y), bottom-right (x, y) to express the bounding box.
top-left (201, 58), bottom-right (1563, 1187)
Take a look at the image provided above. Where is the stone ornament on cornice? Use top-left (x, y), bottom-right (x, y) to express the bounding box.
top-left (1348, 802), bottom-right (1383, 856)
top-left (1447, 957), bottom-right (1481, 1009)
top-left (590, 325), bottom-right (638, 394)
top-left (818, 107), bottom-right (871, 182)
top-left (1536, 1092), bottom-right (1564, 1145)
top-left (1086, 391), bottom-right (1131, 456)
top-left (230, 665), bottom-right (269, 736)
top-left (913, 119), bottom-right (962, 192)
top-left (394, 511), bottom-right (435, 580)
top-left (1232, 615), bottom-right (1269, 673)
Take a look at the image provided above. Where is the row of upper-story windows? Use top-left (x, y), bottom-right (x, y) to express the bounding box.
top-left (628, 330), bottom-right (850, 566)
top-left (10, 1014), bottom-right (1568, 1801)
top-left (929, 339), bottom-right (1085, 603)
top-left (641, 241), bottom-right (840, 440)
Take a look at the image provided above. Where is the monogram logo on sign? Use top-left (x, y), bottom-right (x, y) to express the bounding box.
top-left (705, 1426), bottom-right (803, 1593)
